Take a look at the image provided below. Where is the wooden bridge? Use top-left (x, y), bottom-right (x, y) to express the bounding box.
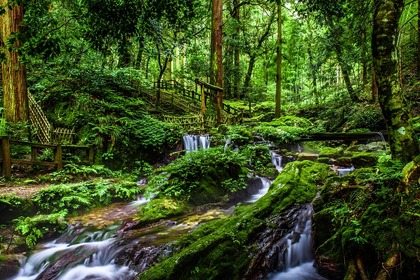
top-left (147, 79), bottom-right (244, 129)
top-left (0, 136), bottom-right (94, 178)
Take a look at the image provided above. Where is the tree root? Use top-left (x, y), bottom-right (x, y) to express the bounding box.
top-left (375, 253), bottom-right (400, 280)
top-left (356, 254), bottom-right (369, 280)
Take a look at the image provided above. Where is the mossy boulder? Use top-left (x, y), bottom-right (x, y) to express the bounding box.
top-left (138, 198), bottom-right (191, 224)
top-left (138, 161), bottom-right (333, 280)
top-left (318, 147), bottom-right (344, 158)
top-left (0, 256), bottom-right (20, 279)
top-left (350, 152), bottom-right (379, 167)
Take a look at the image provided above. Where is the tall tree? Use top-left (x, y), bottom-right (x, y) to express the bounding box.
top-left (210, 0), bottom-right (223, 124)
top-left (241, 5), bottom-right (276, 98)
top-left (0, 0), bottom-right (29, 123)
top-left (275, 0), bottom-right (282, 118)
top-left (372, 0), bottom-right (419, 162)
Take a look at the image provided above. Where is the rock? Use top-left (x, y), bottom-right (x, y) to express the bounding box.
top-left (0, 256), bottom-right (20, 279)
top-left (402, 155), bottom-right (420, 186)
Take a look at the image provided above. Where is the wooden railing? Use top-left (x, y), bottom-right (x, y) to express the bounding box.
top-left (152, 79), bottom-right (244, 125)
top-left (28, 93), bottom-right (52, 144)
top-left (0, 136), bottom-right (94, 178)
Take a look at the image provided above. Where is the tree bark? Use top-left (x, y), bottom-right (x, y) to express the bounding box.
top-left (210, 0), bottom-right (223, 125)
top-left (275, 0), bottom-right (282, 118)
top-left (0, 1), bottom-right (29, 123)
top-left (233, 0), bottom-right (240, 99)
top-left (372, 0), bottom-right (419, 162)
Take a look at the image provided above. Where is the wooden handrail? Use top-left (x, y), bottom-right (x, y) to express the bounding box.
top-left (194, 78), bottom-right (223, 92)
top-left (0, 136), bottom-right (94, 178)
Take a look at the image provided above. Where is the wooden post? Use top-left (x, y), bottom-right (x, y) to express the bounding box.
top-left (1, 137), bottom-right (11, 177)
top-left (201, 84), bottom-right (206, 114)
top-left (31, 146), bottom-right (37, 168)
top-left (55, 144), bottom-right (63, 171)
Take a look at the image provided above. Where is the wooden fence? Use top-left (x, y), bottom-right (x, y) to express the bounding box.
top-left (152, 79), bottom-right (244, 125)
top-left (0, 136), bottom-right (94, 178)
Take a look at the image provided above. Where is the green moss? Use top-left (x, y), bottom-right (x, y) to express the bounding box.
top-left (138, 161), bottom-right (333, 280)
top-left (318, 147), bottom-right (344, 158)
top-left (264, 115), bottom-right (313, 128)
top-left (138, 198), bottom-right (190, 223)
top-left (350, 152), bottom-right (379, 167)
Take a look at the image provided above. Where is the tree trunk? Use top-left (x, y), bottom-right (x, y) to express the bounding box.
top-left (307, 19), bottom-right (319, 105)
top-left (335, 43), bottom-right (359, 102)
top-left (242, 55), bottom-right (256, 98)
top-left (0, 1), bottom-right (29, 123)
top-left (233, 0), bottom-right (240, 99)
top-left (418, 0), bottom-right (420, 77)
top-left (275, 1), bottom-right (282, 118)
top-left (372, 0), bottom-right (419, 162)
top-left (210, 0), bottom-right (223, 125)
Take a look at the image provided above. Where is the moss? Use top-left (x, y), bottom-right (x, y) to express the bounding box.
top-left (138, 198), bottom-right (190, 223)
top-left (350, 152), bottom-right (379, 167)
top-left (318, 147), bottom-right (344, 158)
top-left (138, 161), bottom-right (333, 280)
top-left (317, 156), bottom-right (330, 164)
top-left (264, 115), bottom-right (313, 128)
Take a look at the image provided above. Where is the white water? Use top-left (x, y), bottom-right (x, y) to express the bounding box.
top-left (270, 262), bottom-right (327, 280)
top-left (336, 165), bottom-right (355, 176)
top-left (270, 151), bottom-right (283, 172)
top-left (11, 229), bottom-right (135, 280)
top-left (246, 176), bottom-right (272, 203)
top-left (183, 134), bottom-right (210, 152)
top-left (269, 206), bottom-right (327, 280)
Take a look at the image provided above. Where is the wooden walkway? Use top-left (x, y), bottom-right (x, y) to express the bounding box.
top-left (147, 80), bottom-right (244, 128)
top-left (0, 136), bottom-right (94, 178)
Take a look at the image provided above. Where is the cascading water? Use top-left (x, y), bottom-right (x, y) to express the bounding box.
top-left (183, 134), bottom-right (210, 152)
top-left (246, 176), bottom-right (272, 203)
top-left (336, 165), bottom-right (355, 176)
top-left (268, 206), bottom-right (327, 280)
top-left (270, 150), bottom-right (283, 172)
top-left (11, 226), bottom-right (136, 280)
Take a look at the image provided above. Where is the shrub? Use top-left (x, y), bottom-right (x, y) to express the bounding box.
top-left (146, 147), bottom-right (249, 201)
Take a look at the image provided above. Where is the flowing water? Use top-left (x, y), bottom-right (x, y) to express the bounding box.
top-left (267, 206), bottom-right (327, 280)
top-left (10, 145), bottom-right (328, 280)
top-left (270, 150), bottom-right (283, 172)
top-left (183, 134), bottom-right (210, 152)
top-left (246, 176), bottom-right (272, 203)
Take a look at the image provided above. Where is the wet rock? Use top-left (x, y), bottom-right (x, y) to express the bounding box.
top-left (402, 155), bottom-right (420, 186)
top-left (0, 256), bottom-right (20, 279)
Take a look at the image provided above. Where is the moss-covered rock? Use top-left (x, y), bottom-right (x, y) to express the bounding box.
top-left (318, 147), bottom-right (344, 158)
top-left (138, 198), bottom-right (191, 224)
top-left (350, 152), bottom-right (379, 167)
top-left (138, 161), bottom-right (333, 280)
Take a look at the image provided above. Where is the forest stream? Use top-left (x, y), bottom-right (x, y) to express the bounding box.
top-left (8, 136), bottom-right (335, 280)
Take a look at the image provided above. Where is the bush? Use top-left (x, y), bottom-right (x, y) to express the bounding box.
top-left (146, 147), bottom-right (249, 202)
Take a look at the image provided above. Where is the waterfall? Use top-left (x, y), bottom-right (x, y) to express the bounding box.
top-left (268, 206), bottom-right (327, 280)
top-left (336, 165), bottom-right (355, 176)
top-left (246, 176), bottom-right (272, 203)
top-left (183, 134), bottom-right (210, 152)
top-left (11, 226), bottom-right (136, 280)
top-left (270, 151), bottom-right (283, 172)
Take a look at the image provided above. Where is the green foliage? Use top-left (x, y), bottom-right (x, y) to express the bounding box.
top-left (138, 198), bottom-right (190, 224)
top-left (37, 164), bottom-right (124, 183)
top-left (317, 158), bottom-right (419, 262)
top-left (14, 210), bottom-right (68, 248)
top-left (32, 179), bottom-right (140, 213)
top-left (224, 125), bottom-right (254, 146)
top-left (265, 116), bottom-right (313, 128)
top-left (253, 125), bottom-right (304, 144)
top-left (146, 147), bottom-right (249, 201)
top-left (241, 145), bottom-right (275, 176)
